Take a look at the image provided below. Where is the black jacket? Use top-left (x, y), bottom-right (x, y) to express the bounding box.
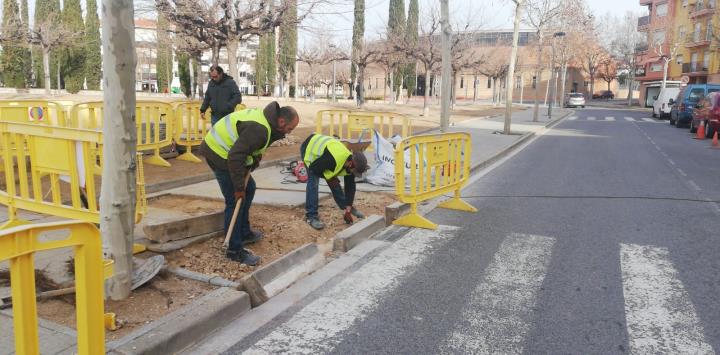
top-left (200, 102), bottom-right (287, 191)
top-left (200, 75), bottom-right (242, 117)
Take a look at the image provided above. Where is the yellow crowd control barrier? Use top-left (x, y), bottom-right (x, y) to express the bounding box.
top-left (0, 121), bottom-right (146, 229)
top-left (173, 102), bottom-right (211, 163)
top-left (70, 101), bottom-right (175, 167)
top-left (0, 100), bottom-right (69, 126)
top-left (316, 110), bottom-right (412, 143)
top-left (0, 221), bottom-right (107, 355)
top-left (393, 133), bottom-right (477, 230)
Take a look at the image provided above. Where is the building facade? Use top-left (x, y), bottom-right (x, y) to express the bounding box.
top-left (636, 0), bottom-right (678, 107)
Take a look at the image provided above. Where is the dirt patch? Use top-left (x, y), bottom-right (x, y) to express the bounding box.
top-left (35, 271), bottom-right (215, 341)
top-left (149, 195), bottom-right (224, 215)
top-left (164, 191), bottom-right (396, 281)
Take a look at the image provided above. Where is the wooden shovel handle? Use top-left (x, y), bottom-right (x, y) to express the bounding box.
top-left (222, 173), bottom-right (252, 248)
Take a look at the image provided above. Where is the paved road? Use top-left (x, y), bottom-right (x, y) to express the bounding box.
top-left (222, 107), bottom-right (720, 354)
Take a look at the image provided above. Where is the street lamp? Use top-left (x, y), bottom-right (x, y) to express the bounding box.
top-left (547, 31), bottom-right (566, 118)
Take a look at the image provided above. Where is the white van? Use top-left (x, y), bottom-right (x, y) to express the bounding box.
top-left (652, 87), bottom-right (680, 119)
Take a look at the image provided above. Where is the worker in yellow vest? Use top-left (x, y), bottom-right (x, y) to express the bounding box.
top-left (301, 134), bottom-right (369, 230)
top-left (200, 102), bottom-right (299, 265)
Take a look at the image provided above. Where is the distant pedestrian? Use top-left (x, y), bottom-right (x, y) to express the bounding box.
top-left (200, 66), bottom-right (242, 125)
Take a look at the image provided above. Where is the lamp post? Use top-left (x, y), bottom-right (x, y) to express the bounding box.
top-left (547, 31), bottom-right (565, 118)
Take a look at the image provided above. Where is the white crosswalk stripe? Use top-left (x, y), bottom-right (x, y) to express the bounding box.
top-left (243, 226), bottom-right (460, 355)
top-left (568, 116), bottom-right (578, 120)
top-left (641, 118), bottom-right (655, 122)
top-left (587, 116), bottom-right (596, 121)
top-left (605, 116), bottom-right (615, 121)
top-left (624, 117), bottom-right (635, 121)
top-left (439, 233), bottom-right (555, 355)
top-left (620, 243), bottom-right (713, 354)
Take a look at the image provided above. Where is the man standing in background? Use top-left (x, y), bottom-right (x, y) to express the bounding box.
top-left (200, 66), bottom-right (242, 125)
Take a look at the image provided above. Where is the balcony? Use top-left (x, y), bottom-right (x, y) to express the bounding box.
top-left (637, 15), bottom-right (650, 31)
top-left (635, 43), bottom-right (649, 54)
top-left (685, 33), bottom-right (712, 48)
top-left (640, 0), bottom-right (652, 5)
top-left (682, 61), bottom-right (709, 75)
top-left (690, 1), bottom-right (716, 18)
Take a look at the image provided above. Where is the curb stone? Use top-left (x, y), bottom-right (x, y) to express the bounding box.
top-left (107, 287), bottom-right (250, 355)
top-left (333, 215), bottom-right (386, 252)
top-left (239, 243), bottom-right (325, 307)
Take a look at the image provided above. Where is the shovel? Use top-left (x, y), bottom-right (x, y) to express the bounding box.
top-left (222, 173), bottom-right (252, 249)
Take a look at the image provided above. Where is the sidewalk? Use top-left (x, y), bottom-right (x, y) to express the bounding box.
top-left (0, 107), bottom-right (572, 354)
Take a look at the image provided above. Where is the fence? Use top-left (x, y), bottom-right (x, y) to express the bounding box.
top-left (0, 221), bottom-right (107, 354)
top-left (172, 102), bottom-right (211, 163)
top-left (0, 121), bottom-right (146, 229)
top-left (393, 132), bottom-right (477, 229)
top-left (0, 100), bottom-right (69, 126)
top-left (315, 110), bottom-right (412, 143)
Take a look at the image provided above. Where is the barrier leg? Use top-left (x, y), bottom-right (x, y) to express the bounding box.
top-left (392, 202), bottom-right (438, 230)
top-left (10, 236), bottom-right (40, 355)
top-left (176, 144), bottom-right (202, 163)
top-left (143, 148), bottom-right (171, 167)
top-left (438, 190), bottom-right (477, 213)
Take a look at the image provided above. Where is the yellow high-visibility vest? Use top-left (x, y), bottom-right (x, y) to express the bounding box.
top-left (204, 108), bottom-right (271, 165)
top-left (303, 134), bottom-right (352, 180)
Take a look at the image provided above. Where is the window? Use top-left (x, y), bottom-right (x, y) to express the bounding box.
top-left (694, 23), bottom-right (702, 42)
top-left (651, 63), bottom-right (663, 72)
top-left (652, 30), bottom-right (666, 44)
top-left (515, 76), bottom-right (522, 89)
top-left (679, 25), bottom-right (686, 41)
top-left (677, 54), bottom-right (684, 64)
top-left (532, 76), bottom-right (537, 89)
top-left (682, 0), bottom-right (688, 6)
top-left (583, 81), bottom-right (589, 88)
top-left (691, 52), bottom-right (699, 71)
top-left (460, 76), bottom-right (464, 89)
top-left (656, 3), bottom-right (668, 17)
top-left (707, 20), bottom-right (713, 40)
top-left (710, 0), bottom-right (717, 8)
top-left (487, 77), bottom-right (492, 88)
top-left (689, 88), bottom-right (705, 102)
top-left (703, 50), bottom-right (711, 70)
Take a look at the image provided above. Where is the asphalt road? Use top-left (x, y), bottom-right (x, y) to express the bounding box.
top-left (225, 107), bottom-right (720, 354)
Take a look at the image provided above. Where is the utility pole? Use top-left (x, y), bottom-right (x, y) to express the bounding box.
top-left (440, 0), bottom-right (451, 132)
top-left (100, 0), bottom-right (137, 300)
top-left (504, 0), bottom-right (524, 135)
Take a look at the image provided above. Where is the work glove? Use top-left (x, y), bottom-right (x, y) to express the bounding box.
top-left (343, 210), bottom-right (354, 225)
top-left (234, 191), bottom-right (245, 200)
top-left (327, 177), bottom-right (341, 189)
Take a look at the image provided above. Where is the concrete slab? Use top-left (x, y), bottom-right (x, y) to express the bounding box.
top-left (0, 310), bottom-right (78, 355)
top-left (163, 179), bottom-right (328, 207)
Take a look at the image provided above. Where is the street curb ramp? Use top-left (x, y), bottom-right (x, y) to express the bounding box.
top-left (107, 287), bottom-right (251, 355)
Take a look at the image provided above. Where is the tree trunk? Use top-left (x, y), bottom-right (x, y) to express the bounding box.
top-left (211, 45), bottom-right (220, 66)
top-left (100, 0), bottom-right (137, 300)
top-left (189, 57), bottom-right (196, 99)
top-left (451, 73), bottom-right (457, 109)
top-left (389, 72), bottom-right (395, 105)
top-left (590, 74), bottom-right (595, 98)
top-left (227, 38), bottom-right (239, 80)
top-left (662, 59), bottom-right (668, 90)
top-left (358, 65), bottom-right (366, 108)
top-left (504, 0), bottom-right (523, 135)
top-left (627, 72), bottom-right (634, 107)
top-left (294, 60), bottom-right (299, 100)
top-left (533, 34), bottom-right (543, 122)
top-left (440, 0), bottom-right (451, 132)
top-left (383, 71), bottom-right (388, 103)
top-left (560, 62), bottom-right (567, 108)
top-left (423, 69), bottom-right (431, 116)
top-left (473, 75), bottom-right (478, 103)
top-left (42, 48), bottom-right (51, 96)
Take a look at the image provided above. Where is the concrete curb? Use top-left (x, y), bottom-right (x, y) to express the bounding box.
top-left (239, 243), bottom-right (325, 307)
top-left (385, 202), bottom-right (411, 226)
top-left (107, 287), bottom-right (251, 355)
top-left (333, 215), bottom-right (386, 252)
top-left (142, 211), bottom-right (223, 243)
top-left (146, 231), bottom-right (222, 253)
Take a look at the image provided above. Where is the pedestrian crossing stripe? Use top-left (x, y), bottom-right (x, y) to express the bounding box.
top-left (641, 118), bottom-right (654, 122)
top-left (566, 116), bottom-right (663, 123)
top-left (587, 117), bottom-right (596, 121)
top-left (568, 116), bottom-right (577, 120)
top-left (625, 117), bottom-right (634, 121)
top-left (605, 117), bottom-right (615, 121)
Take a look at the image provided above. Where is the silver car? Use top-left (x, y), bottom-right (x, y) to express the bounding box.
top-left (564, 93), bottom-right (586, 108)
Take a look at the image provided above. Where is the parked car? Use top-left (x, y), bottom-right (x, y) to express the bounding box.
top-left (691, 91), bottom-right (720, 138)
top-left (592, 90), bottom-right (615, 99)
top-left (669, 84), bottom-right (720, 128)
top-left (652, 87), bottom-right (680, 119)
top-left (564, 93), bottom-right (586, 108)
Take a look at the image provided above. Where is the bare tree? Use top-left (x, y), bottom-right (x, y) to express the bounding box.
top-left (598, 57), bottom-right (617, 92)
top-left (353, 42), bottom-right (383, 107)
top-left (478, 47), bottom-right (511, 106)
top-left (524, 0), bottom-right (562, 121)
top-left (652, 27), bottom-right (679, 90)
top-left (610, 11), bottom-right (644, 106)
top-left (297, 44), bottom-right (335, 102)
top-left (579, 42), bottom-right (608, 98)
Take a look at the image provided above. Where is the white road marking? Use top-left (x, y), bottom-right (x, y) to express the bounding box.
top-left (587, 116), bottom-right (596, 121)
top-left (440, 233), bottom-right (555, 355)
top-left (243, 226), bottom-right (460, 355)
top-left (605, 116), bottom-right (616, 121)
top-left (620, 243), bottom-right (714, 355)
top-left (677, 168), bottom-right (688, 177)
top-left (668, 159), bottom-right (676, 166)
top-left (688, 180), bottom-right (702, 191)
top-left (568, 116), bottom-right (577, 120)
top-left (641, 118), bottom-right (655, 122)
top-left (624, 117), bottom-right (635, 122)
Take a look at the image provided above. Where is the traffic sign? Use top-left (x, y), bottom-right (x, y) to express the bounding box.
top-left (681, 76), bottom-right (690, 84)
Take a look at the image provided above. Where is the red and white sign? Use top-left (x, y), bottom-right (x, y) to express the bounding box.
top-left (681, 76), bottom-right (690, 85)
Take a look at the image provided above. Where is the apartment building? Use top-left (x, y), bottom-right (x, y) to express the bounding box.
top-left (670, 0), bottom-right (718, 84)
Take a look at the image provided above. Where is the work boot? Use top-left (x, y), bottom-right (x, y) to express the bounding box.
top-left (350, 207), bottom-right (365, 219)
top-left (242, 230), bottom-right (264, 246)
top-left (307, 217), bottom-right (325, 230)
top-left (226, 248), bottom-right (261, 266)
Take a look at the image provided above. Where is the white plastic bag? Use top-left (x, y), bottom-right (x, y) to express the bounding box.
top-left (365, 130), bottom-right (396, 186)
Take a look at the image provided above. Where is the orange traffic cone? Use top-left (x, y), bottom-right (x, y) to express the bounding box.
top-left (695, 121), bottom-right (706, 140)
top-left (712, 130), bottom-right (720, 149)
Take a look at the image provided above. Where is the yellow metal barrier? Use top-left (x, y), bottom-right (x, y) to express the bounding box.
top-left (173, 102), bottom-right (211, 163)
top-left (316, 110), bottom-right (413, 142)
top-left (0, 100), bottom-right (69, 126)
top-left (0, 121), bottom-right (146, 229)
top-left (70, 101), bottom-right (175, 167)
top-left (0, 221), bottom-right (106, 355)
top-left (393, 133), bottom-right (477, 230)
